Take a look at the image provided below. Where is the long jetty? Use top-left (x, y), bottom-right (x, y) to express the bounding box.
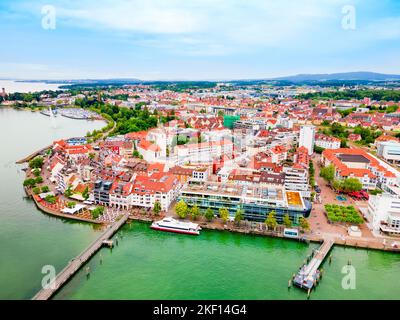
top-left (293, 239), bottom-right (334, 291)
top-left (32, 212), bottom-right (130, 300)
top-left (16, 144), bottom-right (51, 164)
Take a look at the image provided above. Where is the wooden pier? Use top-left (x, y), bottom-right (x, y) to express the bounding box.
top-left (32, 213), bottom-right (130, 300)
top-left (16, 145), bottom-right (51, 164)
top-left (293, 239), bottom-right (334, 291)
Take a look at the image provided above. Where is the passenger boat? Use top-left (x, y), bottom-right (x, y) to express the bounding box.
top-left (151, 218), bottom-right (201, 235)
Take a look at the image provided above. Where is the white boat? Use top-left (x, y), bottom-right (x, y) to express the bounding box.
top-left (151, 218), bottom-right (201, 235)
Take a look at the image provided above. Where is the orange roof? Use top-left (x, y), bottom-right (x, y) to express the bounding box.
top-left (125, 131), bottom-right (148, 140)
top-left (138, 140), bottom-right (161, 152)
top-left (132, 174), bottom-right (179, 194)
top-left (270, 145), bottom-right (287, 154)
top-left (375, 135), bottom-right (399, 143)
top-left (322, 148), bottom-right (395, 179)
top-left (74, 183), bottom-right (87, 194)
top-left (297, 146), bottom-right (309, 154)
top-left (148, 162), bottom-right (165, 173)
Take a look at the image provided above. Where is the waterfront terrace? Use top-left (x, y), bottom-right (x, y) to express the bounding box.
top-left (179, 181), bottom-right (311, 224)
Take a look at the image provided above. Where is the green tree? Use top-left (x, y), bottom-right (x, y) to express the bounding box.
top-left (64, 185), bottom-right (73, 198)
top-left (219, 207), bottom-right (229, 223)
top-left (29, 156), bottom-right (44, 169)
top-left (23, 178), bottom-right (36, 188)
top-left (320, 164), bottom-right (335, 184)
top-left (205, 208), bottom-right (214, 221)
top-left (175, 200), bottom-right (188, 219)
top-left (234, 209), bottom-right (244, 226)
top-left (332, 179), bottom-right (343, 191)
top-left (32, 187), bottom-right (41, 195)
top-left (82, 186), bottom-right (89, 200)
top-left (313, 145), bottom-right (325, 154)
top-left (153, 201), bottom-right (162, 215)
top-left (44, 195), bottom-right (57, 204)
top-left (133, 150), bottom-right (141, 158)
top-left (190, 205), bottom-right (201, 220)
top-left (265, 211), bottom-right (277, 230)
top-left (282, 214), bottom-right (292, 228)
top-left (88, 152), bottom-right (95, 160)
top-left (67, 201), bottom-right (76, 209)
top-left (342, 177), bottom-right (363, 192)
top-left (91, 206), bottom-right (104, 219)
top-left (41, 185), bottom-right (50, 193)
top-left (33, 168), bottom-right (41, 177)
top-left (35, 176), bottom-right (43, 184)
top-left (299, 217), bottom-right (310, 232)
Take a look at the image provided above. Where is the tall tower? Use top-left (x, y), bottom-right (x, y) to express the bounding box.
top-left (299, 125), bottom-right (316, 156)
top-left (1, 88), bottom-right (5, 97)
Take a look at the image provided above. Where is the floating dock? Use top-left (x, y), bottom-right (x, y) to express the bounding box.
top-left (293, 239), bottom-right (334, 290)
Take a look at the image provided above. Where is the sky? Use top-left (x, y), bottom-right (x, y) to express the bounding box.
top-left (0, 0), bottom-right (400, 80)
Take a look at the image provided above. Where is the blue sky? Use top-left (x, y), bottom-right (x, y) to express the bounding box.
top-left (0, 0), bottom-right (400, 80)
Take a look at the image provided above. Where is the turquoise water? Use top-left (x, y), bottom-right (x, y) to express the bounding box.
top-left (1, 108), bottom-right (399, 300)
top-left (0, 108), bottom-right (105, 299)
top-left (54, 222), bottom-right (400, 300)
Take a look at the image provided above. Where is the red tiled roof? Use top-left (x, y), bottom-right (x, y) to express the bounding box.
top-left (322, 148), bottom-right (395, 179)
top-left (138, 140), bottom-right (161, 152)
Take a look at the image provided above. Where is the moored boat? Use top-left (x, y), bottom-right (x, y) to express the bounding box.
top-left (151, 217), bottom-right (201, 235)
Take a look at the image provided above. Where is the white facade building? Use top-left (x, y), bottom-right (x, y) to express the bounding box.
top-left (283, 167), bottom-right (311, 198)
top-left (175, 140), bottom-right (233, 165)
top-left (315, 134), bottom-right (341, 150)
top-left (368, 193), bottom-right (400, 236)
top-left (376, 141), bottom-right (400, 163)
top-left (299, 125), bottom-right (316, 156)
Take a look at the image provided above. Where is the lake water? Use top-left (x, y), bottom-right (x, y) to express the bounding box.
top-left (0, 108), bottom-right (399, 300)
top-left (0, 80), bottom-right (61, 93)
top-left (54, 221), bottom-right (400, 300)
top-left (0, 108), bottom-right (105, 299)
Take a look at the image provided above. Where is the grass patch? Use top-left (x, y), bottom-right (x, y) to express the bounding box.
top-left (324, 204), bottom-right (363, 224)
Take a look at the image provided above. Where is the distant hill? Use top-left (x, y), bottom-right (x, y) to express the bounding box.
top-left (273, 72), bottom-right (400, 82)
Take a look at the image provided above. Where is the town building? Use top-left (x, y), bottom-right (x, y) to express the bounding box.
top-left (368, 193), bottom-right (400, 236)
top-left (174, 140), bottom-right (233, 165)
top-left (283, 166), bottom-right (311, 198)
top-left (299, 125), bottom-right (316, 155)
top-left (376, 140), bottom-right (400, 163)
top-left (137, 140), bottom-right (164, 163)
top-left (130, 174), bottom-right (181, 211)
top-left (293, 146), bottom-right (310, 169)
top-left (321, 148), bottom-right (397, 190)
top-left (178, 181), bottom-right (311, 223)
top-left (93, 180), bottom-right (113, 206)
top-left (109, 182), bottom-right (133, 210)
top-left (315, 133), bottom-right (341, 150)
top-left (348, 134), bottom-right (362, 142)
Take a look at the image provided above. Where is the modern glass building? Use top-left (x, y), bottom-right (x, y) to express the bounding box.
top-left (178, 182), bottom-right (312, 224)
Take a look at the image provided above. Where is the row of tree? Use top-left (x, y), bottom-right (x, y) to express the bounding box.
top-left (174, 200), bottom-right (310, 231)
top-left (299, 89), bottom-right (400, 102)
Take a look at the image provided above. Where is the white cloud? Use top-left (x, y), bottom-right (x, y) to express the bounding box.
top-left (24, 0), bottom-right (355, 53)
top-left (57, 0), bottom-right (206, 34)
